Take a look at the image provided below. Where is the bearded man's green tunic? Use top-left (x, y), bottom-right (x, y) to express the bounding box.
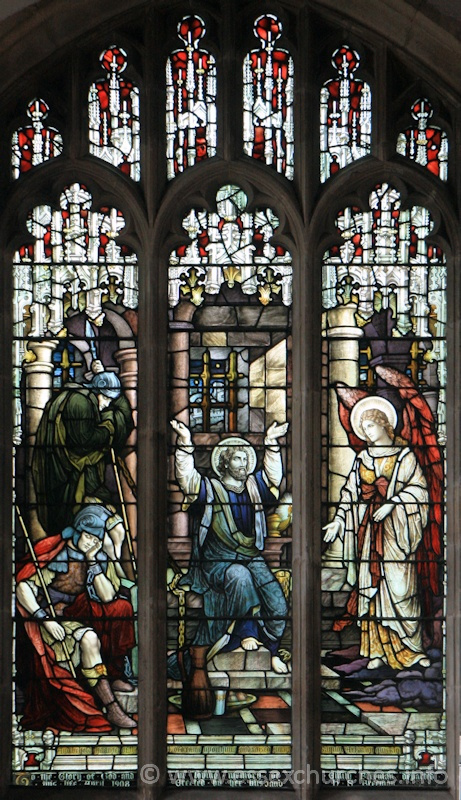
top-left (32, 384), bottom-right (134, 535)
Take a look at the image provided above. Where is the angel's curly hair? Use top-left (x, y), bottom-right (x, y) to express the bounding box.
top-left (360, 408), bottom-right (395, 442)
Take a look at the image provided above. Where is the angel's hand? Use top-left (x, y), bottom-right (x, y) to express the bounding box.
top-left (170, 419), bottom-right (192, 446)
top-left (323, 519), bottom-right (342, 543)
top-left (373, 502), bottom-right (394, 522)
top-left (266, 421), bottom-right (289, 442)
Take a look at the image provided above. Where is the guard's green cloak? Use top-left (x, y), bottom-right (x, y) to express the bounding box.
top-left (32, 384), bottom-right (134, 534)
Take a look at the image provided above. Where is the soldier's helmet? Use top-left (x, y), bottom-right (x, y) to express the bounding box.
top-left (85, 371), bottom-right (121, 399)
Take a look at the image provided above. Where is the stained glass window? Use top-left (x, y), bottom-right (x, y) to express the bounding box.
top-left (11, 99), bottom-right (63, 179)
top-left (89, 45), bottom-right (141, 180)
top-left (166, 15), bottom-right (217, 180)
top-left (3, 3), bottom-right (460, 797)
top-left (12, 183), bottom-right (139, 788)
top-left (168, 184), bottom-right (293, 788)
top-left (321, 183), bottom-right (446, 786)
top-left (243, 14), bottom-right (294, 179)
top-left (397, 99), bottom-right (448, 181)
top-left (320, 45), bottom-right (372, 183)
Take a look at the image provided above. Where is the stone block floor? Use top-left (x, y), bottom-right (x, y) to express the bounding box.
top-left (167, 689), bottom-right (292, 775)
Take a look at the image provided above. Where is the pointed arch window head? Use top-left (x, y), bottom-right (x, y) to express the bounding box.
top-left (88, 45), bottom-right (141, 181)
top-left (11, 99), bottom-right (63, 179)
top-left (13, 182), bottom-right (138, 437)
top-left (166, 15), bottom-right (217, 180)
top-left (243, 14), bottom-right (294, 179)
top-left (168, 184), bottom-right (292, 308)
top-left (320, 45), bottom-right (372, 183)
top-left (322, 182), bottom-right (446, 421)
top-left (397, 99), bottom-right (449, 181)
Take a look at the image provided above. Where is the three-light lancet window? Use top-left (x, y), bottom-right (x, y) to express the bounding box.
top-left (6, 4), bottom-right (455, 796)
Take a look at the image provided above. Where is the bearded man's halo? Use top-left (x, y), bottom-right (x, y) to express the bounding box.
top-left (211, 437), bottom-right (257, 476)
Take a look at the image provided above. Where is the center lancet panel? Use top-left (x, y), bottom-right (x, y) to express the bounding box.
top-left (167, 184), bottom-right (293, 789)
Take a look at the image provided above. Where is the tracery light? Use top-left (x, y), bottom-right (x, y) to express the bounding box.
top-left (88, 45), bottom-right (141, 180)
top-left (397, 98), bottom-right (448, 180)
top-left (243, 14), bottom-right (294, 179)
top-left (11, 99), bottom-right (63, 179)
top-left (166, 15), bottom-right (217, 179)
top-left (320, 45), bottom-right (371, 183)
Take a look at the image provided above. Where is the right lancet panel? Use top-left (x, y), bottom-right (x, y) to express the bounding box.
top-left (243, 14), bottom-right (294, 180)
top-left (321, 183), bottom-right (446, 787)
top-left (320, 46), bottom-right (371, 183)
top-left (396, 99), bottom-right (448, 181)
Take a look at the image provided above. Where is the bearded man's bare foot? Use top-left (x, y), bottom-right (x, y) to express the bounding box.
top-left (241, 637), bottom-right (261, 651)
top-left (272, 655), bottom-right (288, 673)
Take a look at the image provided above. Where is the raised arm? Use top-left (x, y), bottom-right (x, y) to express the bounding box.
top-left (170, 419), bottom-right (202, 505)
top-left (263, 421), bottom-right (289, 492)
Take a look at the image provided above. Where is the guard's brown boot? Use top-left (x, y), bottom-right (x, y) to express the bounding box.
top-left (111, 679), bottom-right (135, 693)
top-left (94, 678), bottom-right (136, 729)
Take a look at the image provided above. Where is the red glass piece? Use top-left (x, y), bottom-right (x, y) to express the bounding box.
top-left (254, 13), bottom-right (282, 42)
top-left (331, 45), bottom-right (359, 75)
top-left (178, 14), bottom-right (205, 44)
top-left (100, 45), bottom-right (127, 74)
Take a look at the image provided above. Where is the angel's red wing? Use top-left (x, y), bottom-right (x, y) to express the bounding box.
top-left (335, 384), bottom-right (368, 452)
top-left (375, 365), bottom-right (443, 609)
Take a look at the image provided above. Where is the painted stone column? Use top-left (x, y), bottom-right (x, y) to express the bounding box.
top-left (23, 339), bottom-right (58, 540)
top-left (324, 303), bottom-right (362, 563)
top-left (168, 324), bottom-right (192, 541)
top-left (115, 347), bottom-right (138, 558)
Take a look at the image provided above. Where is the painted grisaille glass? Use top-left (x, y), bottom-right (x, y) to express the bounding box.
top-left (89, 45), bottom-right (141, 180)
top-left (321, 183), bottom-right (446, 787)
top-left (167, 185), bottom-right (293, 788)
top-left (166, 15), bottom-right (217, 180)
top-left (320, 45), bottom-right (371, 183)
top-left (396, 98), bottom-right (448, 181)
top-left (12, 183), bottom-right (139, 788)
top-left (12, 98), bottom-right (63, 180)
top-left (243, 14), bottom-right (294, 179)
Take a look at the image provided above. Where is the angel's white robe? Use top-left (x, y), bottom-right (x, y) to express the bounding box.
top-left (335, 444), bottom-right (429, 667)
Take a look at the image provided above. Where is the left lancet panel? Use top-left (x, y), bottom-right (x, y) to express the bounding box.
top-left (89, 45), bottom-right (141, 181)
top-left (12, 183), bottom-right (139, 788)
top-left (11, 99), bottom-right (63, 179)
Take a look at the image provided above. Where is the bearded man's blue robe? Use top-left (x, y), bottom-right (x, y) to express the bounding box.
top-left (179, 470), bottom-right (288, 655)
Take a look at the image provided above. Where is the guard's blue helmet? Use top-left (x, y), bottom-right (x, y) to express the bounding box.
top-left (62, 504), bottom-right (112, 547)
top-left (85, 371), bottom-right (121, 399)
